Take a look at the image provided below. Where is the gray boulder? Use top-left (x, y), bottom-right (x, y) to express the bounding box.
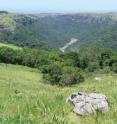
top-left (67, 92), bottom-right (109, 116)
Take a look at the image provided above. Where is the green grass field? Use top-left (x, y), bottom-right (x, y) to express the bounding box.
top-left (0, 63), bottom-right (117, 124)
top-left (0, 43), bottom-right (22, 50)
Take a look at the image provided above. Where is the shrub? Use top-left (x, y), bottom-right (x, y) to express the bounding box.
top-left (0, 47), bottom-right (18, 64)
top-left (42, 65), bottom-right (84, 86)
top-left (87, 62), bottom-right (100, 72)
top-left (43, 64), bottom-right (63, 85)
top-left (61, 67), bottom-right (84, 86)
top-left (111, 62), bottom-right (117, 73)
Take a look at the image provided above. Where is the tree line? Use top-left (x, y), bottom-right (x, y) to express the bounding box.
top-left (0, 47), bottom-right (117, 86)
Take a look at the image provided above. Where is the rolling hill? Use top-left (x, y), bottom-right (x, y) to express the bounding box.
top-left (0, 24), bottom-right (117, 123)
top-left (1, 11), bottom-right (117, 124)
top-left (0, 12), bottom-right (117, 51)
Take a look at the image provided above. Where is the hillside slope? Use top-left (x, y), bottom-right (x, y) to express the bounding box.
top-left (0, 12), bottom-right (53, 50)
top-left (0, 42), bottom-right (21, 50)
top-left (0, 12), bottom-right (117, 50)
top-left (0, 63), bottom-right (117, 124)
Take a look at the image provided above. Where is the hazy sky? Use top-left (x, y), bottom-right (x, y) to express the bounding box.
top-left (0, 0), bottom-right (117, 13)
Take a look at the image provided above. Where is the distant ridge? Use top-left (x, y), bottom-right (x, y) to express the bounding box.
top-left (0, 12), bottom-right (117, 50)
top-left (0, 11), bottom-right (8, 14)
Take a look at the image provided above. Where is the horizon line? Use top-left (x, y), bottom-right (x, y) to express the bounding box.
top-left (1, 9), bottom-right (117, 14)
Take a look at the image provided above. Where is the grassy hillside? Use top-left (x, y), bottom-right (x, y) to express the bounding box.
top-left (0, 42), bottom-right (22, 50)
top-left (0, 63), bottom-right (117, 124)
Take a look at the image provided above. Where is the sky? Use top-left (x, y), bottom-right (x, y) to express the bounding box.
top-left (0, 0), bottom-right (117, 13)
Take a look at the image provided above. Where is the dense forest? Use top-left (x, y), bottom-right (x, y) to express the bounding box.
top-left (0, 12), bottom-right (117, 51)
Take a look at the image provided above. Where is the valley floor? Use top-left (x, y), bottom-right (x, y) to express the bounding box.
top-left (0, 64), bottom-right (117, 124)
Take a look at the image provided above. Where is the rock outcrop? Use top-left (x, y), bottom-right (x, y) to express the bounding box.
top-left (67, 92), bottom-right (109, 116)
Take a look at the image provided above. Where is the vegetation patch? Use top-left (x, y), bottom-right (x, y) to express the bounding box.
top-left (0, 47), bottom-right (117, 86)
top-left (0, 64), bottom-right (117, 123)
